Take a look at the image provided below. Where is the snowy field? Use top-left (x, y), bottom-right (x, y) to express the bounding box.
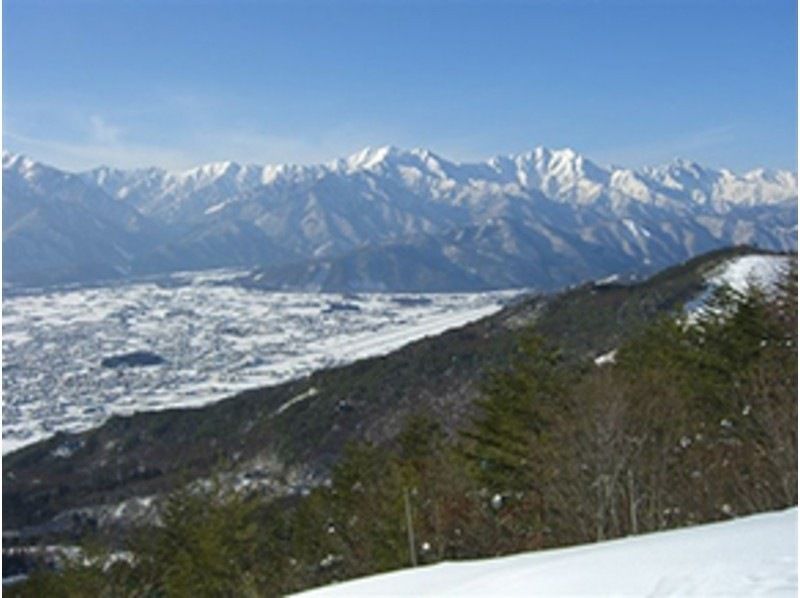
top-left (298, 508), bottom-right (798, 597)
top-left (2, 270), bottom-right (516, 453)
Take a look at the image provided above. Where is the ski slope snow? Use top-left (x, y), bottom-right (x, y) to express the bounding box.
top-left (298, 508), bottom-right (797, 597)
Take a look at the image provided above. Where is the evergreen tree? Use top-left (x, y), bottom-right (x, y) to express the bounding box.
top-left (463, 333), bottom-right (565, 494)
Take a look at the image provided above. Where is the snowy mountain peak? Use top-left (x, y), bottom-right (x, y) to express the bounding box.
top-left (178, 160), bottom-right (243, 183)
top-left (5, 146), bottom-right (798, 217)
top-left (2, 151), bottom-right (38, 175)
top-left (2, 149), bottom-right (17, 165)
top-left (343, 145), bottom-right (403, 171)
top-left (669, 156), bottom-right (704, 171)
top-left (3, 145), bottom-right (797, 290)
top-left (3, 152), bottom-right (79, 190)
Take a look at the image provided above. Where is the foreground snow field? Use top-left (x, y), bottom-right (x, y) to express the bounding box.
top-left (298, 508), bottom-right (797, 597)
top-left (2, 270), bottom-right (515, 452)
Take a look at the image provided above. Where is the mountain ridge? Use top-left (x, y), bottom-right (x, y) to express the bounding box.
top-left (6, 146), bottom-right (796, 208)
top-left (3, 147), bottom-right (797, 289)
top-left (3, 245), bottom-right (789, 538)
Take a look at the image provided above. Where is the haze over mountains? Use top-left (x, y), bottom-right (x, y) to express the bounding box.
top-left (3, 147), bottom-right (797, 291)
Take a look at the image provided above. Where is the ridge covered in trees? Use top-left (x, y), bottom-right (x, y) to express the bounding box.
top-left (9, 259), bottom-right (797, 596)
top-left (2, 246), bottom-right (766, 536)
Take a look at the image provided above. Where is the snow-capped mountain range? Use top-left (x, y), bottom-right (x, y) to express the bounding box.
top-left (3, 147), bottom-right (797, 290)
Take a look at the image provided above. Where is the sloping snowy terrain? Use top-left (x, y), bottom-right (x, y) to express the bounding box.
top-left (2, 270), bottom-right (515, 453)
top-left (298, 508), bottom-right (798, 597)
top-left (684, 253), bottom-right (791, 317)
top-left (706, 253), bottom-right (790, 294)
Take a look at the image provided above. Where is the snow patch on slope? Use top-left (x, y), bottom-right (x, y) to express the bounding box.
top-left (594, 349), bottom-right (617, 366)
top-left (707, 254), bottom-right (789, 295)
top-left (684, 253), bottom-right (790, 319)
top-left (297, 508), bottom-right (797, 597)
top-left (274, 387), bottom-right (319, 416)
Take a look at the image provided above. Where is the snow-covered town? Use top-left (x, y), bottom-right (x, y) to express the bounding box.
top-left (2, 270), bottom-right (514, 452)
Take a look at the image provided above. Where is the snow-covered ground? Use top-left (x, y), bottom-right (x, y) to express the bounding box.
top-left (707, 254), bottom-right (790, 294)
top-left (684, 253), bottom-right (791, 317)
top-left (2, 270), bottom-right (517, 453)
top-left (298, 508), bottom-right (798, 597)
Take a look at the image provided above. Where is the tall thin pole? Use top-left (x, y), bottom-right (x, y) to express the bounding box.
top-left (403, 487), bottom-right (418, 567)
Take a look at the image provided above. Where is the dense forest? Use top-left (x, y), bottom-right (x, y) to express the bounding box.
top-left (9, 265), bottom-right (797, 597)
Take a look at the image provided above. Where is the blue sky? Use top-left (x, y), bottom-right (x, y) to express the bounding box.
top-left (3, 0), bottom-right (797, 172)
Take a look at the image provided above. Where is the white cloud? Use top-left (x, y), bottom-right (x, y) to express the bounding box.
top-left (88, 115), bottom-right (123, 145)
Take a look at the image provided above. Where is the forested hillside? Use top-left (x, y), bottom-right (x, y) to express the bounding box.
top-left (2, 247), bottom-right (764, 537)
top-left (6, 248), bottom-right (796, 595)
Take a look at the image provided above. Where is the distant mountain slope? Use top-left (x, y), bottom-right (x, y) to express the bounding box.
top-left (2, 153), bottom-right (166, 286)
top-left (4, 246), bottom-right (788, 537)
top-left (3, 147), bottom-right (797, 289)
